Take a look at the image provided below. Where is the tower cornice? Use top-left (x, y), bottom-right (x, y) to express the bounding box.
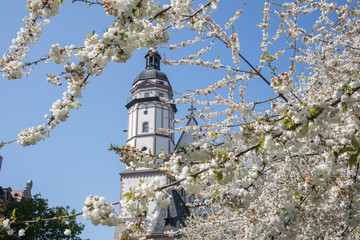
top-left (125, 96), bottom-right (177, 112)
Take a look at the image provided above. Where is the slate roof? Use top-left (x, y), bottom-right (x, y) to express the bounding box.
top-left (175, 117), bottom-right (201, 150)
top-left (133, 69), bottom-right (169, 85)
top-left (151, 190), bottom-right (190, 238)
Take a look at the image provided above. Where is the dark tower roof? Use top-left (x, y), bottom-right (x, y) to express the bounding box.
top-left (151, 190), bottom-right (190, 237)
top-left (133, 51), bottom-right (169, 85)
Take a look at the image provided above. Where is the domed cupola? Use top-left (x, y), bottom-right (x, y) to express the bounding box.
top-left (133, 51), bottom-right (170, 86)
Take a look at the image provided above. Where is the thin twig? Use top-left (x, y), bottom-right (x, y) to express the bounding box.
top-left (72, 0), bottom-right (103, 6)
top-left (182, 2), bottom-right (212, 21)
top-left (158, 168), bottom-right (209, 190)
top-left (150, 6), bottom-right (171, 22)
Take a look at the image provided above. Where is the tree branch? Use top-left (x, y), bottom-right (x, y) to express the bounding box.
top-left (16, 201), bottom-right (120, 224)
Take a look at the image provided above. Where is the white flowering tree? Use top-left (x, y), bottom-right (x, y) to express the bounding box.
top-left (1, 0), bottom-right (360, 239)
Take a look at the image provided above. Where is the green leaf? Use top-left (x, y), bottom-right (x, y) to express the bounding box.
top-left (123, 192), bottom-right (133, 201)
top-left (11, 208), bottom-right (16, 220)
top-left (136, 7), bottom-right (140, 15)
top-left (342, 102), bottom-right (348, 112)
top-left (0, 142), bottom-right (4, 149)
top-left (349, 153), bottom-right (358, 168)
top-left (281, 118), bottom-right (289, 125)
top-left (339, 147), bottom-right (356, 155)
top-left (108, 144), bottom-right (124, 155)
top-left (351, 135), bottom-right (360, 150)
top-left (213, 148), bottom-right (224, 153)
top-left (286, 121), bottom-right (293, 129)
top-left (214, 172), bottom-right (223, 182)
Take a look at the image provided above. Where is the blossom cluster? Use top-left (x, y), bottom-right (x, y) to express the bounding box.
top-left (0, 0), bottom-right (60, 79)
top-left (270, 72), bottom-right (293, 93)
top-left (120, 178), bottom-right (170, 218)
top-left (116, 145), bottom-right (157, 169)
top-left (17, 124), bottom-right (49, 146)
top-left (82, 195), bottom-right (122, 226)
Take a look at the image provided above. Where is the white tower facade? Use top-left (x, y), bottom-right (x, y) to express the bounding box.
top-left (115, 51), bottom-right (177, 239)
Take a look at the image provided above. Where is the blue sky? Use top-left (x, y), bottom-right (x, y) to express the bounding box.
top-left (0, 1), bottom-right (273, 239)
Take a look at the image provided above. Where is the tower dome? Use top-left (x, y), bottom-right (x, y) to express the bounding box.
top-left (133, 51), bottom-right (170, 85)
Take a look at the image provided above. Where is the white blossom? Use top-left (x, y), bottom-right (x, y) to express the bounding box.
top-left (18, 229), bottom-right (25, 237)
top-left (63, 229), bottom-right (71, 236)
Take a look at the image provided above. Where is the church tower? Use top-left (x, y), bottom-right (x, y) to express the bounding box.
top-left (125, 51), bottom-right (176, 155)
top-left (115, 51), bottom-right (179, 239)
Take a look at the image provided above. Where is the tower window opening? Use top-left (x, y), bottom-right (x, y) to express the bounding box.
top-left (142, 122), bottom-right (149, 132)
top-left (144, 110), bottom-right (148, 115)
top-left (158, 92), bottom-right (165, 98)
top-left (144, 92), bottom-right (150, 98)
